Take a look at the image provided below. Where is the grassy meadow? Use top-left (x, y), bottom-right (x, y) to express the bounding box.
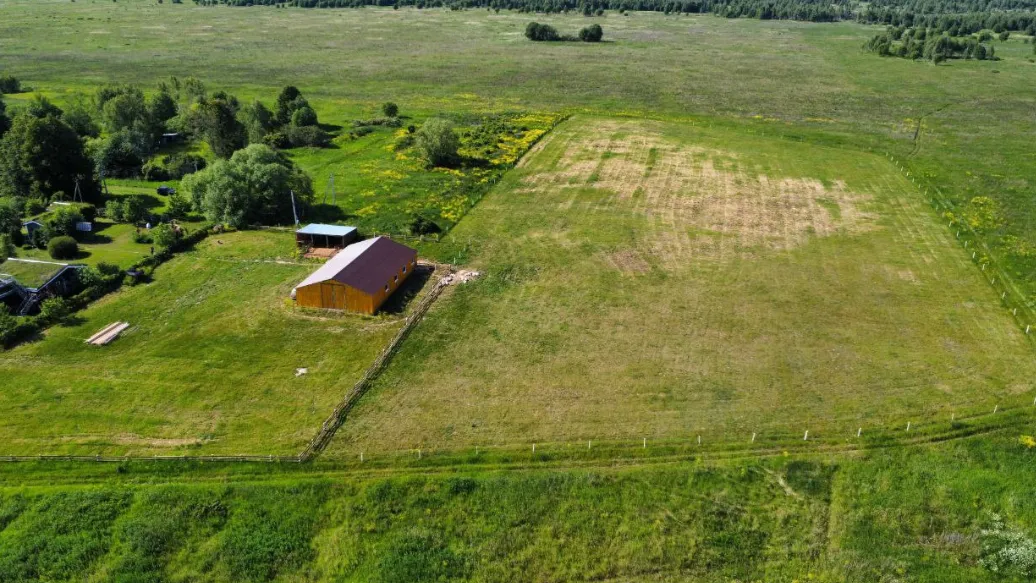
top-left (0, 429), bottom-right (1033, 582)
top-left (0, 230), bottom-right (435, 456)
top-left (0, 2), bottom-right (1035, 579)
top-left (328, 116), bottom-right (1036, 455)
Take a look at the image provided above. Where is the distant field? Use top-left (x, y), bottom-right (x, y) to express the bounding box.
top-left (0, 230), bottom-right (421, 456)
top-left (327, 116), bottom-right (1036, 454)
top-left (2, 0), bottom-right (1032, 314)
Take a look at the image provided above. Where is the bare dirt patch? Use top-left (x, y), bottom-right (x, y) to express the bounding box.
top-left (522, 122), bottom-right (877, 267)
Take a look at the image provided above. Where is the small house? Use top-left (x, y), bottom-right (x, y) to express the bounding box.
top-left (292, 237), bottom-right (417, 314)
top-left (295, 223), bottom-right (358, 250)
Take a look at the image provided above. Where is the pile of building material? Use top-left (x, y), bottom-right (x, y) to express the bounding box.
top-left (86, 322), bottom-right (130, 346)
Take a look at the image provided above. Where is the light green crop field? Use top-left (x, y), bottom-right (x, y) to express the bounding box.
top-left (328, 116), bottom-right (1036, 455)
top-left (0, 230), bottom-right (424, 456)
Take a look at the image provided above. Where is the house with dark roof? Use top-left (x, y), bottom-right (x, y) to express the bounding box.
top-left (291, 237), bottom-right (417, 314)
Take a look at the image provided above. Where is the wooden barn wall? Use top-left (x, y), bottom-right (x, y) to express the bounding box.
top-left (295, 254), bottom-right (417, 314)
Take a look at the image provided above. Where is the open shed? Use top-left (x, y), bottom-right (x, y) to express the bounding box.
top-left (295, 223), bottom-right (358, 250)
top-left (292, 237), bottom-right (417, 314)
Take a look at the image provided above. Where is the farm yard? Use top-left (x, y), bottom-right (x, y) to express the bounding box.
top-left (329, 116), bottom-right (1036, 454)
top-left (0, 230), bottom-right (438, 456)
top-left (1, 0), bottom-right (1036, 581)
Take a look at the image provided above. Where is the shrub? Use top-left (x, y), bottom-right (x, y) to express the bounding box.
top-left (285, 125), bottom-right (331, 148)
top-left (981, 513), bottom-right (1036, 578)
top-left (152, 223), bottom-right (183, 249)
top-left (45, 206), bottom-right (84, 238)
top-left (580, 24), bottom-right (604, 42)
top-left (382, 102), bottom-right (399, 117)
top-left (291, 106), bottom-right (318, 127)
top-left (525, 22), bottom-right (560, 41)
top-left (0, 76), bottom-right (21, 94)
top-left (47, 235), bottom-right (78, 259)
top-left (132, 231), bottom-right (153, 244)
top-left (410, 215), bottom-right (442, 236)
top-left (415, 118), bottom-right (460, 167)
top-left (165, 193), bottom-right (192, 220)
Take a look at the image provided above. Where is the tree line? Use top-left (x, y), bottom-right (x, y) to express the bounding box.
top-left (195, 0), bottom-right (853, 23)
top-left (864, 26), bottom-right (1001, 61)
top-left (193, 0), bottom-right (1036, 28)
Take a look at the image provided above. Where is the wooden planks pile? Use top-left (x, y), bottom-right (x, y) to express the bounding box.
top-left (86, 322), bottom-right (130, 346)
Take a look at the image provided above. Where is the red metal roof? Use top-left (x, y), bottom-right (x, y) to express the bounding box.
top-left (295, 237), bottom-right (417, 296)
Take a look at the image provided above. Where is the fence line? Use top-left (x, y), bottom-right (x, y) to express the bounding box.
top-left (333, 395), bottom-right (1036, 466)
top-left (886, 152), bottom-right (1035, 340)
top-left (296, 262), bottom-right (456, 461)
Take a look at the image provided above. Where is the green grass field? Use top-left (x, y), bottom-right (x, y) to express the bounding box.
top-left (327, 116), bottom-right (1036, 455)
top-left (0, 230), bottom-right (432, 456)
top-left (0, 429), bottom-right (1033, 582)
top-left (1, 3), bottom-right (1036, 579)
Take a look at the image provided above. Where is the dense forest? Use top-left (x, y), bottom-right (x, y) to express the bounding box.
top-left (193, 0), bottom-right (1036, 29)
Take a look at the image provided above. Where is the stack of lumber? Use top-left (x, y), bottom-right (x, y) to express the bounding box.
top-left (86, 322), bottom-right (129, 346)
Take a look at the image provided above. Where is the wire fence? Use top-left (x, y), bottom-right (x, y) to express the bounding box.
top-left (886, 152), bottom-right (1035, 340)
top-left (297, 262), bottom-right (456, 461)
top-left (326, 394), bottom-right (1036, 469)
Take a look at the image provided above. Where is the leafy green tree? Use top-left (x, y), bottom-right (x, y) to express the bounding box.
top-left (0, 97), bottom-right (9, 138)
top-left (46, 206), bottom-right (85, 238)
top-left (291, 105), bottom-right (318, 127)
top-left (122, 195), bottom-right (150, 224)
top-left (61, 95), bottom-right (100, 139)
top-left (0, 76), bottom-right (22, 95)
top-left (579, 24), bottom-right (603, 42)
top-left (0, 113), bottom-right (99, 202)
top-left (239, 100), bottom-right (276, 144)
top-left (525, 22), bottom-right (560, 41)
top-left (382, 102), bottom-right (399, 117)
top-left (415, 118), bottom-right (460, 167)
top-left (90, 130), bottom-right (150, 178)
top-left (197, 96), bottom-right (247, 158)
top-left (182, 144), bottom-right (313, 228)
top-left (0, 197), bottom-right (21, 239)
top-left (25, 95), bottom-right (63, 119)
top-left (998, 31), bottom-right (1010, 42)
top-left (147, 90), bottom-right (178, 132)
top-left (100, 88), bottom-right (148, 133)
top-left (275, 86), bottom-right (302, 126)
top-left (0, 233), bottom-right (11, 262)
top-left (165, 192), bottom-right (192, 220)
top-left (152, 223), bottom-right (183, 248)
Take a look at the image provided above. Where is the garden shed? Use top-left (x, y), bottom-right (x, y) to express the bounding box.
top-left (295, 223), bottom-right (358, 250)
top-left (292, 237), bottom-right (417, 314)
top-left (22, 220), bottom-right (43, 238)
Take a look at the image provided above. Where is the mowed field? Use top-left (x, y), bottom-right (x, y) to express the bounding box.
top-left (329, 116), bottom-right (1036, 454)
top-left (0, 231), bottom-right (414, 456)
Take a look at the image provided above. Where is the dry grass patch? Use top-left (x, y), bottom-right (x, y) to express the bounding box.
top-left (326, 117), bottom-right (1036, 455)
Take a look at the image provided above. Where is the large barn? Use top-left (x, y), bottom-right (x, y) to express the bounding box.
top-left (291, 237), bottom-right (417, 314)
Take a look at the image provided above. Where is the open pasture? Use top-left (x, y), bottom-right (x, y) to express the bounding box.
top-left (0, 230), bottom-right (422, 456)
top-left (328, 116), bottom-right (1036, 455)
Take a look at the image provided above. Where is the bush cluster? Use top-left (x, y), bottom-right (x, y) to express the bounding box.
top-left (526, 22), bottom-right (604, 42)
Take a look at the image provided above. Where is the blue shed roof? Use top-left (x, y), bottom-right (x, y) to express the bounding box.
top-left (296, 224), bottom-right (357, 237)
